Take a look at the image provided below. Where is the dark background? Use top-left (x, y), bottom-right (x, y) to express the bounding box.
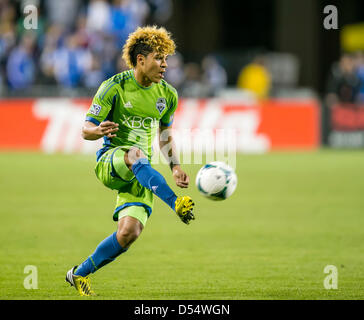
top-left (165, 0), bottom-right (364, 94)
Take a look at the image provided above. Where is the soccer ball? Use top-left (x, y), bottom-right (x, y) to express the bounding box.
top-left (195, 161), bottom-right (237, 201)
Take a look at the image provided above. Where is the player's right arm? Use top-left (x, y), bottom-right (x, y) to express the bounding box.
top-left (82, 120), bottom-right (119, 140)
top-left (82, 79), bottom-right (119, 140)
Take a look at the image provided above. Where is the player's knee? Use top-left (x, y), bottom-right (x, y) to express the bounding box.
top-left (116, 224), bottom-right (142, 248)
top-left (124, 147), bottom-right (147, 169)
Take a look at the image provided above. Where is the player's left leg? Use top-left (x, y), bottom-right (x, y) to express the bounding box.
top-left (124, 147), bottom-right (195, 224)
top-left (124, 147), bottom-right (175, 208)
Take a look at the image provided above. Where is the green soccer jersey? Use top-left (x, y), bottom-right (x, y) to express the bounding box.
top-left (86, 69), bottom-right (178, 160)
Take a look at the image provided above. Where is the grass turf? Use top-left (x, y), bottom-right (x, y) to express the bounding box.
top-left (0, 150), bottom-right (363, 300)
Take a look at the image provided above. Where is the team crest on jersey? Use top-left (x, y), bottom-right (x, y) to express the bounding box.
top-left (156, 97), bottom-right (167, 114)
top-left (89, 104), bottom-right (102, 116)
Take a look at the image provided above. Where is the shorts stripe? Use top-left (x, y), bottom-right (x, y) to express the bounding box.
top-left (113, 202), bottom-right (152, 221)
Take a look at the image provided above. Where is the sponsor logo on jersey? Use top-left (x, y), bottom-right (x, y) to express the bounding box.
top-left (124, 101), bottom-right (133, 108)
top-left (89, 104), bottom-right (102, 116)
top-left (156, 97), bottom-right (166, 114)
top-left (122, 114), bottom-right (159, 129)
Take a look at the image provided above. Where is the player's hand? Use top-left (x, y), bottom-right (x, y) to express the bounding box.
top-left (98, 121), bottom-right (119, 138)
top-left (172, 166), bottom-right (189, 188)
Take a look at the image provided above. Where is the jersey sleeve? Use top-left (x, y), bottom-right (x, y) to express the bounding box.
top-left (160, 90), bottom-right (178, 127)
top-left (85, 80), bottom-right (118, 125)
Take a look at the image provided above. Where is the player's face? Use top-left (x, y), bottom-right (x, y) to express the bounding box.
top-left (141, 51), bottom-right (168, 84)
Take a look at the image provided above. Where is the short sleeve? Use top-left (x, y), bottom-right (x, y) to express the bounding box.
top-left (85, 80), bottom-right (117, 125)
top-left (160, 90), bottom-right (178, 127)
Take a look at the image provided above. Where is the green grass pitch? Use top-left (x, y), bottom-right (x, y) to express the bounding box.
top-left (0, 150), bottom-right (364, 300)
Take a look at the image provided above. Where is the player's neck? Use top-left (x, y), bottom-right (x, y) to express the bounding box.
top-left (133, 69), bottom-right (153, 88)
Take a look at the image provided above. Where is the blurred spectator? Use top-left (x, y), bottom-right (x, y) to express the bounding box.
top-left (0, 0), bottom-right (17, 87)
top-left (181, 62), bottom-right (209, 98)
top-left (0, 71), bottom-right (3, 93)
top-left (97, 33), bottom-right (118, 79)
top-left (52, 34), bottom-right (92, 88)
top-left (146, 0), bottom-right (173, 24)
top-left (0, 1), bottom-right (16, 58)
top-left (0, 22), bottom-right (16, 66)
top-left (38, 24), bottom-right (64, 84)
top-left (164, 51), bottom-right (185, 91)
top-left (325, 53), bottom-right (362, 107)
top-left (45, 0), bottom-right (81, 31)
top-left (201, 55), bottom-right (227, 97)
top-left (120, 0), bottom-right (150, 33)
top-left (0, 0), bottom-right (16, 26)
top-left (74, 15), bottom-right (91, 49)
top-left (237, 55), bottom-right (271, 100)
top-left (354, 51), bottom-right (364, 103)
top-left (83, 52), bottom-right (105, 88)
top-left (85, 0), bottom-right (112, 33)
top-left (6, 32), bottom-right (36, 89)
top-left (110, 0), bottom-right (129, 47)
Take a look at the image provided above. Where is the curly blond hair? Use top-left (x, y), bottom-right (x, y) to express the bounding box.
top-left (122, 25), bottom-right (176, 68)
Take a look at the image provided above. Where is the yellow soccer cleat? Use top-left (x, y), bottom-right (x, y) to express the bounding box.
top-left (175, 196), bottom-right (195, 224)
top-left (65, 266), bottom-right (95, 296)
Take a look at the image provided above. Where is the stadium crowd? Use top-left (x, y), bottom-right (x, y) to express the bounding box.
top-left (3, 0), bottom-right (363, 102)
top-left (0, 0), bottom-right (229, 97)
top-left (325, 51), bottom-right (364, 107)
top-left (0, 0), bottom-right (169, 90)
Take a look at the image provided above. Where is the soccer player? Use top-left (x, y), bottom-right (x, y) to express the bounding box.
top-left (65, 26), bottom-right (195, 296)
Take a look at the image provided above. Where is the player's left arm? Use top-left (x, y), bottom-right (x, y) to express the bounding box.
top-left (159, 125), bottom-right (189, 189)
top-left (159, 89), bottom-right (189, 188)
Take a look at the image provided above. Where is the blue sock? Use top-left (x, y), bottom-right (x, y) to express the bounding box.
top-left (132, 158), bottom-right (177, 210)
top-left (74, 232), bottom-right (127, 277)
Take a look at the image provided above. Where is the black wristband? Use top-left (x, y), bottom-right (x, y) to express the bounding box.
top-left (169, 162), bottom-right (180, 170)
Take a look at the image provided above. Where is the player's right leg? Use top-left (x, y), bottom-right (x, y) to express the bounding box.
top-left (66, 229), bottom-right (128, 296)
top-left (116, 214), bottom-right (143, 249)
top-left (124, 147), bottom-right (195, 224)
top-left (65, 266), bottom-right (94, 296)
top-left (66, 206), bottom-right (147, 297)
top-left (66, 148), bottom-right (139, 296)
